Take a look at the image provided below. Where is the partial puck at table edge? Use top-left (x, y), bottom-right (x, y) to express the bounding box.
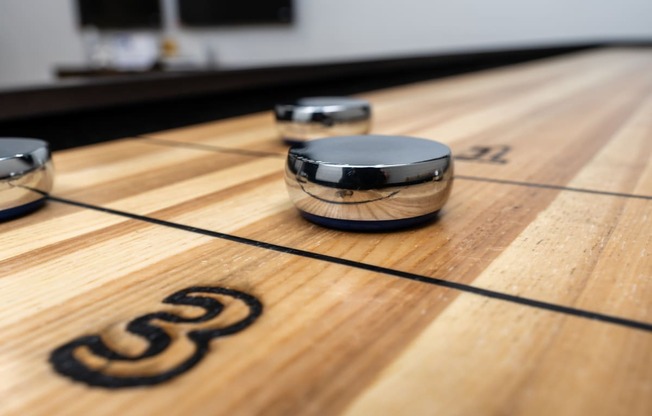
top-left (0, 138), bottom-right (54, 221)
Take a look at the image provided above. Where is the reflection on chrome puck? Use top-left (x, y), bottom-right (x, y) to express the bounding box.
top-left (285, 135), bottom-right (453, 231)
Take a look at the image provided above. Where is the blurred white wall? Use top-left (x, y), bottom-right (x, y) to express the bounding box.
top-left (0, 0), bottom-right (84, 88)
top-left (0, 0), bottom-right (651, 89)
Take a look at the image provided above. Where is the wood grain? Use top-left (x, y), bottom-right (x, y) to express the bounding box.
top-left (1, 48), bottom-right (651, 416)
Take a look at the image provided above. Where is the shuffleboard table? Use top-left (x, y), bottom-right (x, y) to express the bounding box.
top-left (1, 48), bottom-right (652, 415)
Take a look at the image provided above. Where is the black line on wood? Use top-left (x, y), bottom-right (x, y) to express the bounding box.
top-left (137, 135), bottom-right (286, 158)
top-left (33, 189), bottom-right (652, 334)
top-left (137, 137), bottom-right (652, 201)
top-left (455, 175), bottom-right (652, 201)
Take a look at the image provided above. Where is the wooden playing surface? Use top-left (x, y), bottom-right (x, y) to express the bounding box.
top-left (2, 48), bottom-right (652, 416)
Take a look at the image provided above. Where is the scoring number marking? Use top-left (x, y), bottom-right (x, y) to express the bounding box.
top-left (50, 286), bottom-right (263, 388)
top-left (456, 145), bottom-right (511, 164)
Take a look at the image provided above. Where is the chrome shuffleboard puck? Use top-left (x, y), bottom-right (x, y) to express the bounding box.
top-left (285, 135), bottom-right (453, 231)
top-left (0, 138), bottom-right (53, 220)
top-left (275, 97), bottom-right (371, 144)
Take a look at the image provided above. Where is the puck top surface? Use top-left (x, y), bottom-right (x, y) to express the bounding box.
top-left (293, 96), bottom-right (368, 108)
top-left (287, 135), bottom-right (452, 190)
top-left (275, 97), bottom-right (371, 123)
top-left (289, 135), bottom-right (450, 167)
top-left (0, 138), bottom-right (51, 180)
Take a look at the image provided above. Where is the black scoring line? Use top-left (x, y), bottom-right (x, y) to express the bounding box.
top-left (136, 136), bottom-right (285, 159)
top-left (32, 189), bottom-right (652, 333)
top-left (456, 175), bottom-right (652, 201)
top-left (136, 136), bottom-right (652, 202)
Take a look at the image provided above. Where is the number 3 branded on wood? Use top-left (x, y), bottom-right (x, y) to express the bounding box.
top-left (49, 286), bottom-right (263, 388)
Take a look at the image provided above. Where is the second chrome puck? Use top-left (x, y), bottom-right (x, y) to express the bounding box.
top-left (275, 97), bottom-right (371, 144)
top-left (285, 135), bottom-right (453, 231)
